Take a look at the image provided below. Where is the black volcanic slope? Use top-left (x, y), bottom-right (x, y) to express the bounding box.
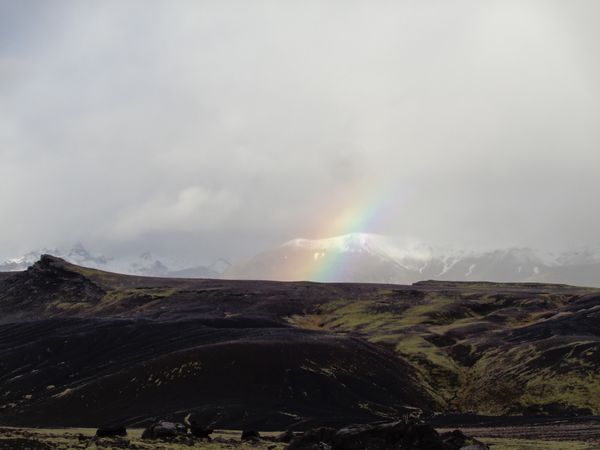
top-left (0, 255), bottom-right (599, 428)
top-left (0, 256), bottom-right (430, 428)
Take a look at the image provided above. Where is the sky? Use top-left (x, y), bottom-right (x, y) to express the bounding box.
top-left (1, 0), bottom-right (599, 263)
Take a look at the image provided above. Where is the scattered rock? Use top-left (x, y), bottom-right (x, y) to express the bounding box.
top-left (96, 425), bottom-right (127, 437)
top-left (287, 421), bottom-right (485, 450)
top-left (241, 430), bottom-right (261, 441)
top-left (332, 421), bottom-right (446, 450)
top-left (440, 430), bottom-right (469, 448)
top-left (95, 436), bottom-right (131, 449)
top-left (440, 430), bottom-right (489, 450)
top-left (141, 420), bottom-right (186, 440)
top-left (187, 416), bottom-right (214, 439)
top-left (0, 438), bottom-right (52, 450)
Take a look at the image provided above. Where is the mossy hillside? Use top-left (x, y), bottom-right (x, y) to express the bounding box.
top-left (290, 293), bottom-right (471, 409)
top-left (457, 341), bottom-right (600, 415)
top-left (393, 335), bottom-right (466, 407)
top-left (97, 287), bottom-right (179, 311)
top-left (287, 288), bottom-right (600, 415)
top-left (315, 292), bottom-right (467, 332)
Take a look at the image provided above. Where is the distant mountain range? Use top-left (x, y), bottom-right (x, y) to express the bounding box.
top-left (3, 234), bottom-right (600, 287)
top-left (0, 243), bottom-right (225, 279)
top-left (223, 233), bottom-right (600, 287)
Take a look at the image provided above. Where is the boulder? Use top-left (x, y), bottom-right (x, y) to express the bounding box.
top-left (440, 430), bottom-right (468, 448)
top-left (241, 430), bottom-right (261, 441)
top-left (95, 425), bottom-right (127, 437)
top-left (141, 420), bottom-right (186, 440)
top-left (188, 418), bottom-right (213, 439)
top-left (440, 430), bottom-right (489, 450)
top-left (184, 412), bottom-right (217, 438)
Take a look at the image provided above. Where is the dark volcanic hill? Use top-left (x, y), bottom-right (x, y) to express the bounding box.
top-left (0, 255), bottom-right (599, 429)
top-left (0, 256), bottom-right (430, 428)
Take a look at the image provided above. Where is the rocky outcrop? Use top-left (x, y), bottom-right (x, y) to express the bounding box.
top-left (0, 255), bottom-right (105, 316)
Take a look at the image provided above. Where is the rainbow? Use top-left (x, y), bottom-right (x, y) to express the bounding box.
top-left (280, 182), bottom-right (413, 282)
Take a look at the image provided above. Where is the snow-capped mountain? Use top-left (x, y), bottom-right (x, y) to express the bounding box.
top-left (224, 233), bottom-right (600, 287)
top-left (224, 233), bottom-right (416, 284)
top-left (0, 244), bottom-right (222, 279)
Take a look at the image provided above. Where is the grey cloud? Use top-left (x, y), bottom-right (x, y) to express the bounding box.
top-left (1, 0), bottom-right (599, 262)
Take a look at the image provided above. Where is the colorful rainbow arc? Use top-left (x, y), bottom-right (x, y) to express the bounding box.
top-left (289, 182), bottom-right (412, 282)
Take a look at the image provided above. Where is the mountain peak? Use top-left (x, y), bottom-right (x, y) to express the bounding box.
top-left (33, 254), bottom-right (70, 271)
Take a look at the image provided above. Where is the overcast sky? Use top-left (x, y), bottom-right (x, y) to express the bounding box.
top-left (1, 0), bottom-right (599, 262)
